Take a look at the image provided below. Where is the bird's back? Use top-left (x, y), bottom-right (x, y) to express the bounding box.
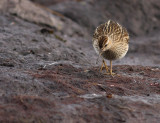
top-left (93, 20), bottom-right (129, 44)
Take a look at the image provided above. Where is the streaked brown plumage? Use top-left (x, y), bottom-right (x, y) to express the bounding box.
top-left (92, 20), bottom-right (129, 75)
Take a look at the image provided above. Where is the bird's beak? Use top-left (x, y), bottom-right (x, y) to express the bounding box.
top-left (96, 51), bottom-right (102, 64)
top-left (101, 47), bottom-right (105, 52)
top-left (99, 51), bottom-right (103, 56)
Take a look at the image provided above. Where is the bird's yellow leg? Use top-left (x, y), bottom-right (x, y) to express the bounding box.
top-left (100, 60), bottom-right (109, 73)
top-left (100, 60), bottom-right (104, 72)
top-left (110, 60), bottom-right (116, 76)
top-left (103, 60), bottom-right (109, 73)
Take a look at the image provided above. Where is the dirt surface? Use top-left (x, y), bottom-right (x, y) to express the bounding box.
top-left (0, 0), bottom-right (160, 122)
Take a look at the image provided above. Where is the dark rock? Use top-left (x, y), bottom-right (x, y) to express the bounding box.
top-left (0, 0), bottom-right (89, 37)
top-left (50, 0), bottom-right (160, 37)
top-left (0, 0), bottom-right (159, 122)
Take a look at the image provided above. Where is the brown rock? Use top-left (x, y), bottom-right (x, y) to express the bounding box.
top-left (0, 0), bottom-right (88, 37)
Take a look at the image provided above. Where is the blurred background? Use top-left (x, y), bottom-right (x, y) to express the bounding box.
top-left (30, 0), bottom-right (160, 36)
top-left (32, 0), bottom-right (160, 66)
top-left (0, 0), bottom-right (160, 68)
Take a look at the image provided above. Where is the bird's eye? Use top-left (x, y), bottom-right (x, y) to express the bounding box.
top-left (105, 44), bottom-right (107, 47)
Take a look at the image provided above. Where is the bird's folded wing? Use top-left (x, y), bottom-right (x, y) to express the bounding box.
top-left (93, 20), bottom-right (129, 43)
top-left (93, 23), bottom-right (105, 39)
top-left (104, 20), bottom-right (129, 43)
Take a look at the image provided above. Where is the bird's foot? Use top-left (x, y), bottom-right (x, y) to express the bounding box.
top-left (104, 72), bottom-right (115, 76)
top-left (104, 72), bottom-right (120, 77)
top-left (110, 72), bottom-right (116, 76)
top-left (100, 67), bottom-right (109, 73)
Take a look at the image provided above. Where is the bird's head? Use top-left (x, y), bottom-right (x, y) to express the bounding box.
top-left (100, 36), bottom-right (112, 52)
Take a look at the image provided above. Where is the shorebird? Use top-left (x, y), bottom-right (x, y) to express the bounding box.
top-left (92, 20), bottom-right (129, 76)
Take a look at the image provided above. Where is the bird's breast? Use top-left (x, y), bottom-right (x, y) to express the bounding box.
top-left (102, 43), bottom-right (129, 60)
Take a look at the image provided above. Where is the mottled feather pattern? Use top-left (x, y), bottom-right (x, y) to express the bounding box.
top-left (93, 20), bottom-right (129, 60)
top-left (98, 35), bottom-right (108, 49)
top-left (105, 20), bottom-right (129, 43)
top-left (93, 23), bottom-right (105, 39)
top-left (93, 20), bottom-right (129, 44)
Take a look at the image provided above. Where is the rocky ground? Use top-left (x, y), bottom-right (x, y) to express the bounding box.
top-left (0, 0), bottom-right (160, 122)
